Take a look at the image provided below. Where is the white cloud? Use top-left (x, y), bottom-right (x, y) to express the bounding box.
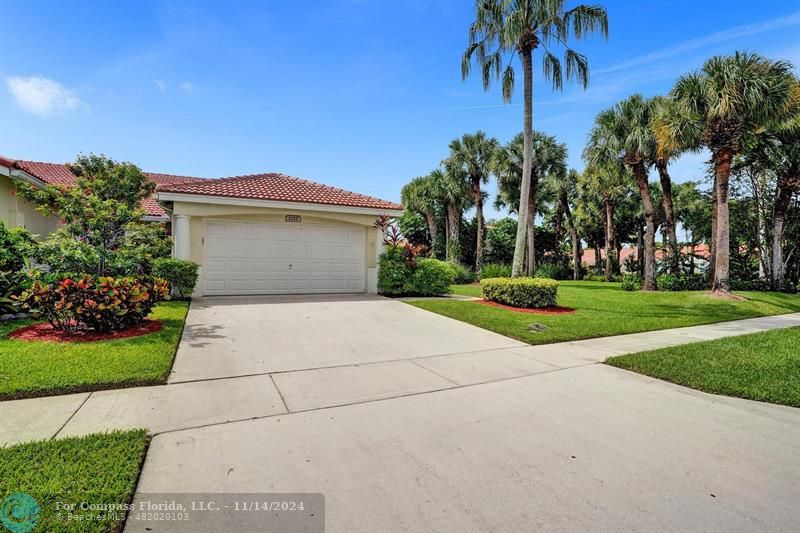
top-left (5, 76), bottom-right (84, 116)
top-left (595, 10), bottom-right (800, 75)
top-left (154, 80), bottom-right (167, 93)
top-left (178, 81), bottom-right (194, 94)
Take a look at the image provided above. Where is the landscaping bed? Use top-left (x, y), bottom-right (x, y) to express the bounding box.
top-left (408, 280), bottom-right (800, 345)
top-left (0, 301), bottom-right (189, 400)
top-left (0, 430), bottom-right (149, 533)
top-left (606, 327), bottom-right (800, 407)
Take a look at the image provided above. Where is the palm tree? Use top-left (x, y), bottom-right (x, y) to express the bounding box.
top-left (658, 52), bottom-right (798, 294)
top-left (462, 0), bottom-right (608, 277)
top-left (445, 131), bottom-right (499, 273)
top-left (585, 96), bottom-right (658, 289)
top-left (551, 168), bottom-right (582, 280)
top-left (431, 167), bottom-right (471, 262)
top-left (401, 175), bottom-right (441, 251)
top-left (493, 131), bottom-right (567, 274)
top-left (651, 95), bottom-right (681, 273)
top-left (582, 161), bottom-right (627, 280)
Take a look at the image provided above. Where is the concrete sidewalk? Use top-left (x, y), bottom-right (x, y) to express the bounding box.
top-left (2, 312), bottom-right (799, 446)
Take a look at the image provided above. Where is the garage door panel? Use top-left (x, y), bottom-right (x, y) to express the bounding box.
top-left (204, 220), bottom-right (365, 295)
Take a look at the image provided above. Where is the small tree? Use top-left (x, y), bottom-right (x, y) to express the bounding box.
top-left (18, 154), bottom-right (166, 275)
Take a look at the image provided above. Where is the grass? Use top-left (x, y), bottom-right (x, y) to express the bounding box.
top-left (0, 430), bottom-right (149, 533)
top-left (409, 281), bottom-right (800, 345)
top-left (607, 327), bottom-right (800, 407)
top-left (0, 301), bottom-right (189, 400)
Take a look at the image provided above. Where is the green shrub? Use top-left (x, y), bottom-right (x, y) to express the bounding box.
top-left (534, 262), bottom-right (571, 280)
top-left (484, 218), bottom-right (517, 264)
top-left (656, 273), bottom-right (708, 291)
top-left (378, 247), bottom-right (410, 296)
top-left (405, 259), bottom-right (455, 296)
top-left (448, 261), bottom-right (476, 284)
top-left (480, 277), bottom-right (559, 308)
top-left (0, 222), bottom-right (38, 272)
top-left (37, 231), bottom-right (101, 274)
top-left (583, 273), bottom-right (621, 282)
top-left (152, 258), bottom-right (199, 298)
top-left (15, 275), bottom-right (169, 333)
top-left (621, 274), bottom-right (643, 291)
top-left (480, 263), bottom-right (512, 279)
top-left (378, 248), bottom-right (454, 297)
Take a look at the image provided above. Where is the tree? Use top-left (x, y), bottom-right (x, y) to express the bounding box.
top-left (581, 161), bottom-right (627, 280)
top-left (430, 168), bottom-right (471, 263)
top-left (585, 96), bottom-right (658, 289)
top-left (445, 131), bottom-right (499, 272)
top-left (658, 52), bottom-right (798, 294)
top-left (401, 175), bottom-right (442, 251)
top-left (651, 95), bottom-right (681, 273)
top-left (462, 0), bottom-right (608, 277)
top-left (17, 154), bottom-right (163, 275)
top-left (493, 131), bottom-right (567, 274)
top-left (551, 168), bottom-right (582, 279)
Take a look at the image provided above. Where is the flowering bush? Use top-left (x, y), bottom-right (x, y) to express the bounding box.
top-left (15, 275), bottom-right (169, 333)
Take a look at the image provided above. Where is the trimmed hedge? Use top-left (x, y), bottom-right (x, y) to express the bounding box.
top-left (480, 277), bottom-right (559, 308)
top-left (657, 273), bottom-right (707, 291)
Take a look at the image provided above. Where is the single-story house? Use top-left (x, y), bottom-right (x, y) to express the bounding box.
top-left (1, 155), bottom-right (403, 296)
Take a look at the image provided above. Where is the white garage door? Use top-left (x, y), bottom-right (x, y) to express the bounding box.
top-left (203, 220), bottom-right (366, 295)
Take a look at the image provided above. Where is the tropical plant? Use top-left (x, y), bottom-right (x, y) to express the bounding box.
top-left (462, 0), bottom-right (608, 277)
top-left (152, 258), bottom-right (199, 299)
top-left (650, 95), bottom-right (681, 271)
top-left (658, 52), bottom-right (799, 294)
top-left (493, 131), bottom-right (567, 275)
top-left (430, 168), bottom-right (471, 262)
top-left (0, 223), bottom-right (39, 272)
top-left (444, 131), bottom-right (499, 272)
top-left (484, 217), bottom-right (518, 265)
top-left (479, 262), bottom-right (512, 279)
top-left (401, 175), bottom-right (443, 252)
top-left (586, 95), bottom-right (659, 290)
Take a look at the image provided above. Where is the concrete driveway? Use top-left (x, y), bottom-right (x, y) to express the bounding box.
top-left (119, 296), bottom-right (800, 532)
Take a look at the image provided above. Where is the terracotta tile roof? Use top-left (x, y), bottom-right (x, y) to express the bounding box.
top-left (3, 158), bottom-right (204, 218)
top-left (159, 172), bottom-right (403, 211)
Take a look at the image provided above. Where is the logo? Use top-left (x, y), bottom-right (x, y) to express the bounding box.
top-left (0, 493), bottom-right (40, 533)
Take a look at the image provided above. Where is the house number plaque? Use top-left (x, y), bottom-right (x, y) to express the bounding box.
top-left (285, 215), bottom-right (302, 223)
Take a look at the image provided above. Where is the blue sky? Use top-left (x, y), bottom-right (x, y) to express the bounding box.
top-left (1, 0), bottom-right (798, 219)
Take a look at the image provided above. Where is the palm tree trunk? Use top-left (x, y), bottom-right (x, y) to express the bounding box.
top-left (656, 160), bottom-right (678, 274)
top-left (709, 173), bottom-right (718, 288)
top-left (604, 199), bottom-right (616, 281)
top-left (712, 150), bottom-right (732, 294)
top-left (555, 196), bottom-right (565, 263)
top-left (561, 190), bottom-right (580, 280)
top-left (473, 179), bottom-right (485, 273)
top-left (446, 203), bottom-right (461, 263)
top-left (526, 189), bottom-right (536, 275)
top-left (511, 45), bottom-right (534, 278)
top-left (633, 163), bottom-right (657, 290)
top-left (637, 222), bottom-right (644, 278)
top-left (771, 175), bottom-right (797, 287)
top-left (424, 212), bottom-right (438, 255)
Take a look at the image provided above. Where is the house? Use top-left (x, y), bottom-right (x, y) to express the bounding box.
top-left (0, 156), bottom-right (203, 235)
top-left (582, 244), bottom-right (710, 273)
top-left (1, 155), bottom-right (403, 296)
top-left (156, 173), bottom-right (402, 296)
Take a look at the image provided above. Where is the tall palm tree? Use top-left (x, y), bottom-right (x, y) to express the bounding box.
top-left (462, 0), bottom-right (608, 277)
top-left (431, 167), bottom-right (471, 263)
top-left (585, 96), bottom-right (658, 289)
top-left (401, 175), bottom-right (441, 250)
top-left (493, 131), bottom-right (567, 274)
top-left (651, 95), bottom-right (681, 273)
top-left (658, 52), bottom-right (798, 294)
top-left (445, 131), bottom-right (500, 272)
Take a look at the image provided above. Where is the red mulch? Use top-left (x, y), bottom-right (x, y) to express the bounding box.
top-left (474, 299), bottom-right (576, 315)
top-left (8, 320), bottom-right (163, 343)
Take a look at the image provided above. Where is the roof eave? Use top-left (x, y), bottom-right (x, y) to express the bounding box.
top-left (156, 191), bottom-right (404, 216)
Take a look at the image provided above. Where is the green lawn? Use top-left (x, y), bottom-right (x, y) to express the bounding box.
top-left (607, 327), bottom-right (800, 407)
top-left (409, 281), bottom-right (800, 345)
top-left (0, 301), bottom-right (189, 400)
top-left (0, 430), bottom-right (148, 533)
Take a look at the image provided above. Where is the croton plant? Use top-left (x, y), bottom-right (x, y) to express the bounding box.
top-left (15, 275), bottom-right (169, 333)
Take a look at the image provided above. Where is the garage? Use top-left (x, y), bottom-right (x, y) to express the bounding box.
top-left (203, 219), bottom-right (366, 295)
top-left (155, 171), bottom-right (403, 297)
